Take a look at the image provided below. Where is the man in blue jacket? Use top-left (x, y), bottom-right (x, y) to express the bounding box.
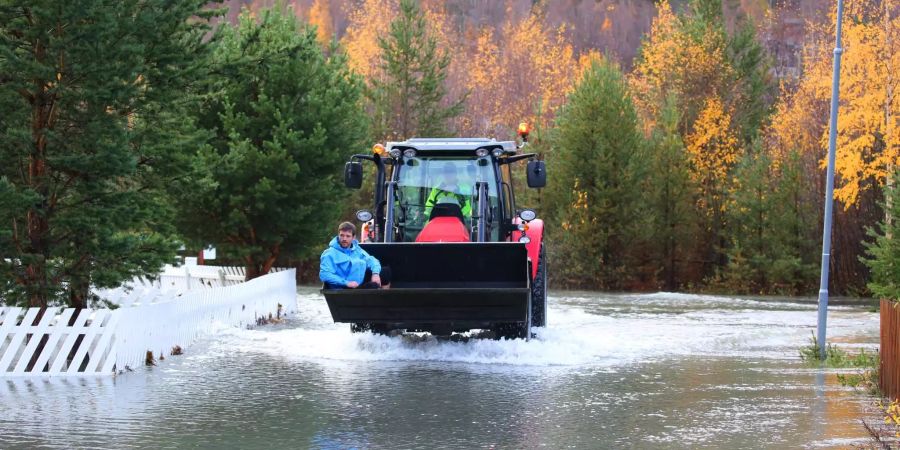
top-left (320, 222), bottom-right (390, 289)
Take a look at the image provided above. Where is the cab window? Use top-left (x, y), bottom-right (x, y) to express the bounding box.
top-left (394, 156), bottom-right (499, 242)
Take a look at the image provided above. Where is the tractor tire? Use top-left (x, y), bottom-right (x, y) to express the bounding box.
top-left (492, 322), bottom-right (529, 341)
top-left (531, 244), bottom-right (547, 328)
top-left (350, 323), bottom-right (391, 335)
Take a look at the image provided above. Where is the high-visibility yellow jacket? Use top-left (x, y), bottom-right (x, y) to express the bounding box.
top-left (424, 186), bottom-right (472, 218)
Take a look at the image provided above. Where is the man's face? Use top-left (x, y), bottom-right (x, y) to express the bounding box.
top-left (338, 229), bottom-right (354, 248)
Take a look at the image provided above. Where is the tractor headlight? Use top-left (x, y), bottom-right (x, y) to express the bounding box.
top-left (403, 148), bottom-right (417, 158)
top-left (475, 148), bottom-right (489, 157)
top-left (356, 210), bottom-right (373, 222)
top-left (518, 209), bottom-right (537, 222)
top-left (491, 148), bottom-right (504, 158)
top-left (389, 148), bottom-right (402, 159)
top-left (518, 235), bottom-right (531, 244)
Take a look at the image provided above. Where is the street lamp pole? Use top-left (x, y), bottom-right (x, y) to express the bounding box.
top-left (817, 0), bottom-right (845, 360)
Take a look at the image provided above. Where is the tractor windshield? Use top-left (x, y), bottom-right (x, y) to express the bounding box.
top-left (393, 156), bottom-right (499, 242)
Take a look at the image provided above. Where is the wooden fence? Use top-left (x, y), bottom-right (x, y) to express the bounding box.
top-left (881, 299), bottom-right (900, 399)
top-left (0, 267), bottom-right (296, 377)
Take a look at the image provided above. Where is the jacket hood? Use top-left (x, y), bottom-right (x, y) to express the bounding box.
top-left (329, 236), bottom-right (358, 253)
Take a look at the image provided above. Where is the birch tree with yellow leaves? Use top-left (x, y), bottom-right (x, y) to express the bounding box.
top-left (767, 0), bottom-right (898, 293)
top-left (803, 0), bottom-right (899, 209)
top-left (459, 5), bottom-right (578, 139)
top-left (341, 0), bottom-right (396, 81)
top-left (307, 0), bottom-right (334, 48)
top-left (771, 0), bottom-right (897, 208)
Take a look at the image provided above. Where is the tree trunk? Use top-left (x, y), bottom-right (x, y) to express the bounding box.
top-left (244, 256), bottom-right (260, 281)
top-left (24, 307), bottom-right (48, 372)
top-left (244, 244), bottom-right (280, 281)
top-left (67, 279), bottom-right (89, 309)
top-left (24, 36), bottom-right (54, 308)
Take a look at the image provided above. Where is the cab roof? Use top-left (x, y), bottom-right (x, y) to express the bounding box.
top-left (386, 138), bottom-right (517, 155)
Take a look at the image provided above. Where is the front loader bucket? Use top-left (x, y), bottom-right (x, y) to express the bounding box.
top-left (322, 242), bottom-right (531, 336)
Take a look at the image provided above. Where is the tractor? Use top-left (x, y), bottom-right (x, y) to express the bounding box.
top-left (322, 127), bottom-right (547, 340)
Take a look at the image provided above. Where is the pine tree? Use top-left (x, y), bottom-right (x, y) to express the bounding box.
top-left (173, 7), bottom-right (367, 280)
top-left (545, 58), bottom-right (646, 289)
top-left (0, 0), bottom-right (216, 307)
top-left (369, 0), bottom-right (463, 140)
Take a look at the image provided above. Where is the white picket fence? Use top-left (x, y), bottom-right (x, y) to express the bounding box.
top-left (0, 267), bottom-right (297, 377)
top-left (95, 265), bottom-right (291, 308)
top-left (158, 265), bottom-right (291, 292)
top-left (0, 308), bottom-right (119, 376)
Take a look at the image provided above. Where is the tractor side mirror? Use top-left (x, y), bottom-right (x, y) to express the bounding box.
top-left (344, 162), bottom-right (363, 189)
top-left (526, 160), bottom-right (546, 188)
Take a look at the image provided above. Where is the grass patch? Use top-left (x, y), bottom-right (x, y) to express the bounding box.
top-left (799, 332), bottom-right (878, 368)
top-left (799, 333), bottom-right (881, 397)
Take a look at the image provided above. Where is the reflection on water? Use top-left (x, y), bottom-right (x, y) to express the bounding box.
top-left (0, 289), bottom-right (880, 448)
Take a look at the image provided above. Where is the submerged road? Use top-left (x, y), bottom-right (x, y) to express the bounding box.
top-left (0, 288), bottom-right (881, 448)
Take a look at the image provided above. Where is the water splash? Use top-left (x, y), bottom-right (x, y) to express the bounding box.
top-left (215, 291), bottom-right (878, 367)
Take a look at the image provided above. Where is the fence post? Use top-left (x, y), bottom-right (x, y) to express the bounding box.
top-left (882, 299), bottom-right (898, 400)
top-left (185, 265), bottom-right (192, 290)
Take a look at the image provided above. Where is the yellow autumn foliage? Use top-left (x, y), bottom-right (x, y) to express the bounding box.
top-left (631, 1), bottom-right (733, 135)
top-left (771, 0), bottom-right (899, 207)
top-left (343, 0), bottom-right (461, 111)
top-left (687, 96), bottom-right (741, 213)
top-left (341, 0), bottom-right (397, 80)
top-left (307, 0), bottom-right (333, 48)
top-left (461, 9), bottom-right (578, 137)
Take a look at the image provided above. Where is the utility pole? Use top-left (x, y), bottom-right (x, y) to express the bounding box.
top-left (817, 0), bottom-right (845, 360)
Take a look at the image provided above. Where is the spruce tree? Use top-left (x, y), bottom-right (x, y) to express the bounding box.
top-left (767, 151), bottom-right (819, 294)
top-left (368, 0), bottom-right (463, 140)
top-left (721, 150), bottom-right (818, 294)
top-left (647, 95), bottom-right (696, 290)
top-left (545, 58), bottom-right (646, 289)
top-left (0, 1), bottom-right (216, 307)
top-left (173, 7), bottom-right (367, 279)
top-left (863, 170), bottom-right (900, 300)
top-left (721, 150), bottom-right (773, 293)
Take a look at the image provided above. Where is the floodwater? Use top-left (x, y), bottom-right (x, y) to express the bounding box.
top-left (0, 289), bottom-right (882, 449)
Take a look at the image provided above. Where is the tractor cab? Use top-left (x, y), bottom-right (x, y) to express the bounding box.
top-left (346, 138), bottom-right (546, 245)
top-left (328, 132), bottom-right (548, 340)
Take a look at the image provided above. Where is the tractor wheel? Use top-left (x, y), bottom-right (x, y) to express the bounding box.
top-left (350, 323), bottom-right (391, 335)
top-left (531, 244), bottom-right (547, 328)
top-left (492, 322), bottom-right (530, 341)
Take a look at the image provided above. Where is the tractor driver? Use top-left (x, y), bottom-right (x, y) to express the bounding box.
top-left (423, 165), bottom-right (472, 220)
top-left (320, 222), bottom-right (391, 289)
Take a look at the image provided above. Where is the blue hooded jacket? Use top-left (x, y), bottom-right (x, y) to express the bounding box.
top-left (319, 236), bottom-right (381, 287)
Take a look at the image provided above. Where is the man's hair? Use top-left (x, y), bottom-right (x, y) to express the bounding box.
top-left (338, 221), bottom-right (356, 235)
